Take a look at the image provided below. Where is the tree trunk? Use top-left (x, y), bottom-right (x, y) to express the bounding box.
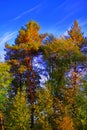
top-left (25, 51), bottom-right (36, 129)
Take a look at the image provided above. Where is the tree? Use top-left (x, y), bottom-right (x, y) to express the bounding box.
top-left (41, 34), bottom-right (86, 129)
top-left (43, 38), bottom-right (84, 95)
top-left (5, 20), bottom-right (41, 94)
top-left (4, 88), bottom-right (30, 130)
top-left (4, 20), bottom-right (87, 130)
top-left (34, 84), bottom-right (53, 130)
top-left (60, 115), bottom-right (75, 130)
top-left (0, 62), bottom-right (11, 130)
top-left (76, 81), bottom-right (87, 130)
top-left (68, 20), bottom-right (85, 48)
top-left (68, 20), bottom-right (86, 120)
top-left (0, 63), bottom-right (11, 110)
top-left (5, 20), bottom-right (47, 128)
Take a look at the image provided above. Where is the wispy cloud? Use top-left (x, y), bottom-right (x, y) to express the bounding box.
top-left (78, 18), bottom-right (87, 27)
top-left (0, 32), bottom-right (17, 61)
top-left (63, 0), bottom-right (81, 12)
top-left (0, 32), bottom-right (17, 46)
top-left (56, 12), bottom-right (74, 26)
top-left (13, 4), bottom-right (41, 20)
top-left (56, 0), bottom-right (83, 26)
top-left (56, 0), bottom-right (68, 10)
top-left (0, 51), bottom-right (5, 62)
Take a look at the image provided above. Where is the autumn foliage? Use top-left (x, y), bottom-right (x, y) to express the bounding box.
top-left (0, 20), bottom-right (87, 130)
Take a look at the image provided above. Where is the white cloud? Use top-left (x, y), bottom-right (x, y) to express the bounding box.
top-left (63, 26), bottom-right (71, 36)
top-left (63, 31), bottom-right (68, 36)
top-left (0, 51), bottom-right (5, 62)
top-left (0, 32), bottom-right (17, 61)
top-left (0, 32), bottom-right (17, 46)
top-left (13, 4), bottom-right (41, 20)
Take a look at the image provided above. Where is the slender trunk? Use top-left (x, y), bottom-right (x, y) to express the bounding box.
top-left (0, 115), bottom-right (4, 130)
top-left (25, 51), bottom-right (36, 129)
top-left (19, 74), bottom-right (22, 92)
top-left (30, 107), bottom-right (35, 129)
top-left (73, 62), bottom-right (77, 91)
top-left (72, 62), bottom-right (77, 117)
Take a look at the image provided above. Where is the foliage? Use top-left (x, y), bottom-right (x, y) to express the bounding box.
top-left (5, 20), bottom-right (47, 98)
top-left (43, 37), bottom-right (85, 96)
top-left (0, 62), bottom-right (11, 111)
top-left (76, 81), bottom-right (87, 130)
top-left (4, 88), bottom-right (30, 130)
top-left (60, 115), bottom-right (75, 130)
top-left (0, 62), bottom-right (11, 130)
top-left (1, 20), bottom-right (87, 130)
top-left (34, 84), bottom-right (53, 130)
top-left (68, 20), bottom-right (85, 47)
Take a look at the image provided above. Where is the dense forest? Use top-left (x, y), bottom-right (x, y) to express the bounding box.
top-left (0, 20), bottom-right (87, 130)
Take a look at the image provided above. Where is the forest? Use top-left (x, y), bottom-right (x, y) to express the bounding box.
top-left (0, 20), bottom-right (87, 130)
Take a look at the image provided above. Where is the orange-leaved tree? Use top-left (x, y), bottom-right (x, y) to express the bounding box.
top-left (5, 20), bottom-right (47, 128)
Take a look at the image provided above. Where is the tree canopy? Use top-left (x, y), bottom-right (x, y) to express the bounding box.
top-left (1, 20), bottom-right (87, 130)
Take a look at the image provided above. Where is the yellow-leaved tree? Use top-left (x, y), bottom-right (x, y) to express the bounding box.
top-left (68, 20), bottom-right (85, 48)
top-left (4, 88), bottom-right (30, 130)
top-left (34, 84), bottom-right (53, 130)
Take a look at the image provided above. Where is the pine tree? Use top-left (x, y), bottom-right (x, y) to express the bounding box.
top-left (5, 20), bottom-right (47, 128)
top-left (4, 88), bottom-right (30, 130)
top-left (68, 20), bottom-right (85, 48)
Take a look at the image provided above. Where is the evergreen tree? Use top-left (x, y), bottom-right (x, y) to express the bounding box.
top-left (0, 62), bottom-right (11, 130)
top-left (5, 20), bottom-right (47, 128)
top-left (4, 88), bottom-right (30, 130)
top-left (68, 20), bottom-right (85, 48)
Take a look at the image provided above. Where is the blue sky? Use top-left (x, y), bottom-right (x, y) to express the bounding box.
top-left (0, 0), bottom-right (87, 61)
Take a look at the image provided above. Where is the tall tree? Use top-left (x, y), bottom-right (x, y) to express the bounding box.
top-left (43, 38), bottom-right (83, 95)
top-left (42, 36), bottom-right (86, 129)
top-left (5, 20), bottom-right (47, 128)
top-left (68, 20), bottom-right (86, 118)
top-left (68, 20), bottom-right (85, 48)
